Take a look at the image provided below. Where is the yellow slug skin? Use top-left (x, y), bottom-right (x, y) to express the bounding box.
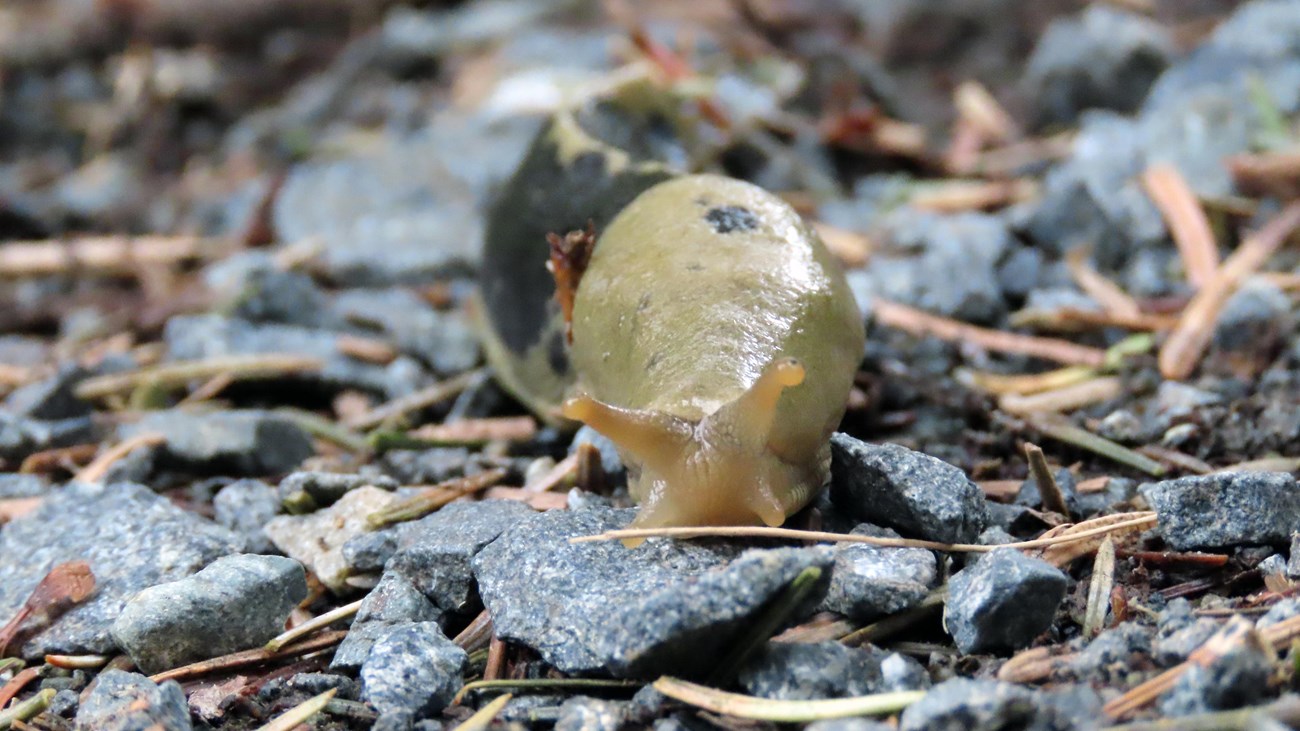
top-left (565, 174), bottom-right (865, 535)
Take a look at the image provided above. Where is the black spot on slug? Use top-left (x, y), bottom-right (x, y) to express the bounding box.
top-left (704, 205), bottom-right (759, 234)
top-left (547, 330), bottom-right (569, 374)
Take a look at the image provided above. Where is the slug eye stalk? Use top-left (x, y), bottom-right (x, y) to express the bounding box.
top-left (562, 357), bottom-right (810, 547)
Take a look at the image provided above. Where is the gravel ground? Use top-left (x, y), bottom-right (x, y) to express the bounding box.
top-left (1, 1), bottom-right (1299, 729)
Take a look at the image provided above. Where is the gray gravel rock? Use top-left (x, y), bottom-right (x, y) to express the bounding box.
top-left (737, 641), bottom-right (928, 700)
top-left (273, 130), bottom-right (483, 286)
top-left (1153, 599), bottom-right (1218, 666)
top-left (1158, 624), bottom-right (1273, 716)
top-left (806, 721), bottom-right (894, 731)
top-left (830, 434), bottom-right (988, 544)
top-left (111, 554), bottom-right (307, 674)
top-left (377, 500), bottom-right (535, 612)
top-left (1024, 5), bottom-right (1172, 127)
top-left (944, 548), bottom-right (1068, 654)
top-left (1019, 112), bottom-right (1165, 268)
top-left (555, 697), bottom-right (627, 731)
top-left (473, 507), bottom-right (831, 677)
top-left (333, 573), bottom-right (445, 672)
top-left (1071, 622), bottom-right (1152, 681)
top-left (0, 472), bottom-right (48, 498)
top-left (0, 412), bottom-right (95, 463)
top-left (378, 447), bottom-right (475, 484)
top-left (1289, 534), bottom-right (1300, 579)
top-left (213, 479), bottom-right (280, 554)
top-left (3, 363), bottom-right (90, 420)
top-left (821, 524), bottom-right (938, 621)
top-left (119, 409), bottom-right (313, 477)
top-left (1256, 597), bottom-right (1300, 631)
top-left (863, 211), bottom-right (1010, 324)
top-left (898, 678), bottom-right (1036, 731)
top-left (207, 254), bottom-right (335, 330)
top-left (74, 670), bottom-right (192, 731)
top-left (279, 470), bottom-right (399, 514)
top-left (0, 482), bottom-right (243, 657)
top-left (332, 288), bottom-right (480, 374)
top-left (1140, 472), bottom-right (1300, 549)
top-left (164, 314), bottom-right (427, 399)
top-left (1211, 279), bottom-right (1294, 370)
top-left (1152, 381), bottom-right (1222, 429)
top-left (359, 622), bottom-right (467, 721)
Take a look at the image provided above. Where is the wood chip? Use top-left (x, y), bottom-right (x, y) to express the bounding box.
top-left (1032, 512), bottom-right (1157, 568)
top-left (1083, 537), bottom-right (1117, 638)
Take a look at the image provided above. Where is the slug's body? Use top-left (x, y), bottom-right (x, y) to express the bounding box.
top-left (560, 175), bottom-right (864, 532)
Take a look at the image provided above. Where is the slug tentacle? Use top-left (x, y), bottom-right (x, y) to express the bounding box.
top-left (708, 357), bottom-right (806, 453)
top-left (560, 395), bottom-right (693, 477)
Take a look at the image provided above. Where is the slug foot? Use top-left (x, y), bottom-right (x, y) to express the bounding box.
top-left (562, 357), bottom-right (817, 544)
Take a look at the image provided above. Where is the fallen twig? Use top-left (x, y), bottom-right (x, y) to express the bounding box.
top-left (1024, 443), bottom-right (1069, 515)
top-left (345, 368), bottom-right (486, 430)
top-left (74, 354), bottom-right (323, 400)
top-left (149, 630), bottom-right (346, 683)
top-left (1023, 414), bottom-right (1167, 476)
top-left (366, 468), bottom-right (508, 528)
top-left (451, 678), bottom-right (639, 707)
top-left (451, 693), bottom-right (512, 731)
top-left (265, 599), bottom-right (362, 653)
top-left (873, 299), bottom-right (1107, 367)
top-left (1141, 165), bottom-right (1220, 289)
top-left (1066, 248), bottom-right (1142, 317)
top-left (0, 235), bottom-right (228, 278)
top-left (999, 377), bottom-right (1123, 415)
top-left (408, 416), bottom-right (538, 445)
top-left (253, 688), bottom-right (336, 731)
top-left (652, 677), bottom-right (925, 722)
top-left (572, 513), bottom-right (1157, 554)
top-left (0, 688), bottom-right (54, 729)
top-left (1159, 201), bottom-right (1300, 380)
top-left (73, 433), bottom-right (166, 484)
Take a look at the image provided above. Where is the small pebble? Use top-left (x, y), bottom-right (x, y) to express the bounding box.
top-left (74, 670), bottom-right (192, 731)
top-left (0, 482), bottom-right (242, 657)
top-left (112, 554), bottom-right (307, 673)
top-left (944, 548), bottom-right (1068, 654)
top-left (1139, 472), bottom-right (1300, 550)
top-left (830, 434), bottom-right (988, 544)
top-left (120, 409), bottom-right (314, 477)
top-left (821, 523), bottom-right (938, 621)
top-left (213, 479), bottom-right (280, 554)
top-left (360, 623), bottom-right (467, 721)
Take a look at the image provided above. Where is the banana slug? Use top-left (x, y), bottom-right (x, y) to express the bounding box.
top-left (559, 174), bottom-right (864, 533)
top-left (477, 98), bottom-right (863, 535)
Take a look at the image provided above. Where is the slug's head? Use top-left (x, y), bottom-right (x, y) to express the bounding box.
top-left (562, 357), bottom-right (819, 546)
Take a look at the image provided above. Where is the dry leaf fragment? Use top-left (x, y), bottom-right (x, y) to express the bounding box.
top-left (0, 560), bottom-right (95, 656)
